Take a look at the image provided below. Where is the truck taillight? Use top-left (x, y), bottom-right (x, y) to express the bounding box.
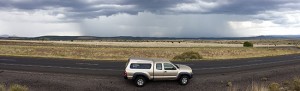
top-left (123, 71), bottom-right (128, 79)
top-left (124, 71), bottom-right (127, 76)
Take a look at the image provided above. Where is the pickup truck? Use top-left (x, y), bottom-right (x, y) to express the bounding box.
top-left (123, 57), bottom-right (193, 87)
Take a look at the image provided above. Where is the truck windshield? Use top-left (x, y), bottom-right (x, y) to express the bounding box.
top-left (125, 59), bottom-right (129, 68)
top-left (174, 64), bottom-right (179, 69)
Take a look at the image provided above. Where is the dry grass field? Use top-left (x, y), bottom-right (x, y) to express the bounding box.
top-left (191, 39), bottom-right (300, 45)
top-left (0, 40), bottom-right (299, 61)
top-left (1, 40), bottom-right (296, 47)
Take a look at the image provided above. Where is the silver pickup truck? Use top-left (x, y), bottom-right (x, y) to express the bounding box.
top-left (123, 57), bottom-right (193, 87)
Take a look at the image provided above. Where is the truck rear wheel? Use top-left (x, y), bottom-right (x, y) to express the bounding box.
top-left (135, 76), bottom-right (146, 87)
top-left (179, 75), bottom-right (189, 85)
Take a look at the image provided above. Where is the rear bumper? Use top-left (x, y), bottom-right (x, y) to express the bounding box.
top-left (124, 76), bottom-right (128, 79)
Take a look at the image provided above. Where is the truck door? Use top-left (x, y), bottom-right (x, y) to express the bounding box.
top-left (163, 63), bottom-right (178, 80)
top-left (153, 63), bottom-right (164, 80)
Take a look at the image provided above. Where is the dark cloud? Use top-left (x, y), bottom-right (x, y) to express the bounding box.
top-left (0, 0), bottom-right (81, 10)
top-left (209, 0), bottom-right (300, 15)
top-left (0, 0), bottom-right (299, 20)
top-left (120, 0), bottom-right (195, 13)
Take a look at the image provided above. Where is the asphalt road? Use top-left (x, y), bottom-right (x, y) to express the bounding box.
top-left (1, 54), bottom-right (300, 77)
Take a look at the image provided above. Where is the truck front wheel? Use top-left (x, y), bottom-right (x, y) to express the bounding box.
top-left (179, 75), bottom-right (189, 85)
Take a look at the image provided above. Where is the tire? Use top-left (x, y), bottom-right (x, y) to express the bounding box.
top-left (179, 75), bottom-right (189, 85)
top-left (135, 76), bottom-right (146, 87)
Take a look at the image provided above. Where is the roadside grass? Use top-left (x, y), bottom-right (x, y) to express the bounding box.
top-left (227, 82), bottom-right (268, 91)
top-left (227, 77), bottom-right (300, 91)
top-left (246, 83), bottom-right (268, 91)
top-left (0, 84), bottom-right (28, 91)
top-left (0, 84), bottom-right (5, 91)
top-left (266, 78), bottom-right (300, 91)
top-left (0, 44), bottom-right (299, 61)
top-left (9, 84), bottom-right (28, 91)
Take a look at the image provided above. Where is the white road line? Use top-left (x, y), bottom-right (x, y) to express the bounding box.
top-left (76, 63), bottom-right (99, 66)
top-left (0, 63), bottom-right (122, 71)
top-left (0, 59), bottom-right (16, 62)
top-left (193, 59), bottom-right (300, 70)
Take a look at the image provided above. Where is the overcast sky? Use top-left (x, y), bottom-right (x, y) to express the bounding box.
top-left (0, 0), bottom-right (300, 37)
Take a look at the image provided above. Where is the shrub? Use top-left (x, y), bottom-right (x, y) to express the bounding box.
top-left (292, 78), bottom-right (300, 91)
top-left (243, 41), bottom-right (253, 47)
top-left (226, 82), bottom-right (232, 87)
top-left (9, 84), bottom-right (28, 91)
top-left (269, 83), bottom-right (280, 91)
top-left (173, 51), bottom-right (203, 60)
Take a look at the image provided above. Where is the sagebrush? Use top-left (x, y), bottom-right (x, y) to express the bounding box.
top-left (173, 51), bottom-right (203, 60)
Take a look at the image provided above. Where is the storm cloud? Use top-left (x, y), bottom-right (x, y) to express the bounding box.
top-left (1, 0), bottom-right (299, 19)
top-left (0, 0), bottom-right (300, 37)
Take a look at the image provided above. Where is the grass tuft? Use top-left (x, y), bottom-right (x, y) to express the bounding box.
top-left (269, 83), bottom-right (280, 91)
top-left (292, 78), bottom-right (300, 91)
top-left (226, 82), bottom-right (233, 87)
top-left (227, 82), bottom-right (268, 91)
top-left (9, 84), bottom-right (28, 91)
top-left (0, 84), bottom-right (5, 91)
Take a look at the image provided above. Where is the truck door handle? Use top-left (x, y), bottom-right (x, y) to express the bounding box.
top-left (164, 71), bottom-right (167, 73)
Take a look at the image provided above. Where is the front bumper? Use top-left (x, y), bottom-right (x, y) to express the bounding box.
top-left (190, 73), bottom-right (193, 79)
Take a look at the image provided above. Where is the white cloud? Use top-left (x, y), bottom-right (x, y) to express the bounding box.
top-left (0, 9), bottom-right (67, 23)
top-left (0, 21), bottom-right (9, 34)
top-left (0, 21), bottom-right (81, 37)
top-left (0, 10), bottom-right (81, 37)
top-left (170, 0), bottom-right (229, 13)
top-left (226, 8), bottom-right (300, 36)
top-left (254, 10), bottom-right (300, 25)
top-left (229, 21), bottom-right (278, 30)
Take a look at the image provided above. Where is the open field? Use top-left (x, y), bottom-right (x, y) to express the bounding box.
top-left (0, 40), bottom-right (297, 47)
top-left (0, 40), bottom-right (299, 61)
top-left (190, 39), bottom-right (300, 45)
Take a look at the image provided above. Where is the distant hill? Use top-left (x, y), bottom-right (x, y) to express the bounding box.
top-left (0, 35), bottom-right (10, 38)
top-left (0, 35), bottom-right (18, 38)
top-left (1, 35), bottom-right (300, 40)
top-left (31, 36), bottom-right (176, 40)
top-left (261, 35), bottom-right (300, 38)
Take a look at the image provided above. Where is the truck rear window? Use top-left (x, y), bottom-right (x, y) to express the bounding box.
top-left (130, 63), bottom-right (151, 69)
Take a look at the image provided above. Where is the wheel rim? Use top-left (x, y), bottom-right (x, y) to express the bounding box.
top-left (137, 79), bottom-right (144, 86)
top-left (182, 77), bottom-right (188, 84)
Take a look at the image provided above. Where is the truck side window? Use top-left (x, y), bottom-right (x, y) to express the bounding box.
top-left (130, 63), bottom-right (151, 69)
top-left (156, 63), bottom-right (162, 70)
top-left (164, 63), bottom-right (176, 70)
